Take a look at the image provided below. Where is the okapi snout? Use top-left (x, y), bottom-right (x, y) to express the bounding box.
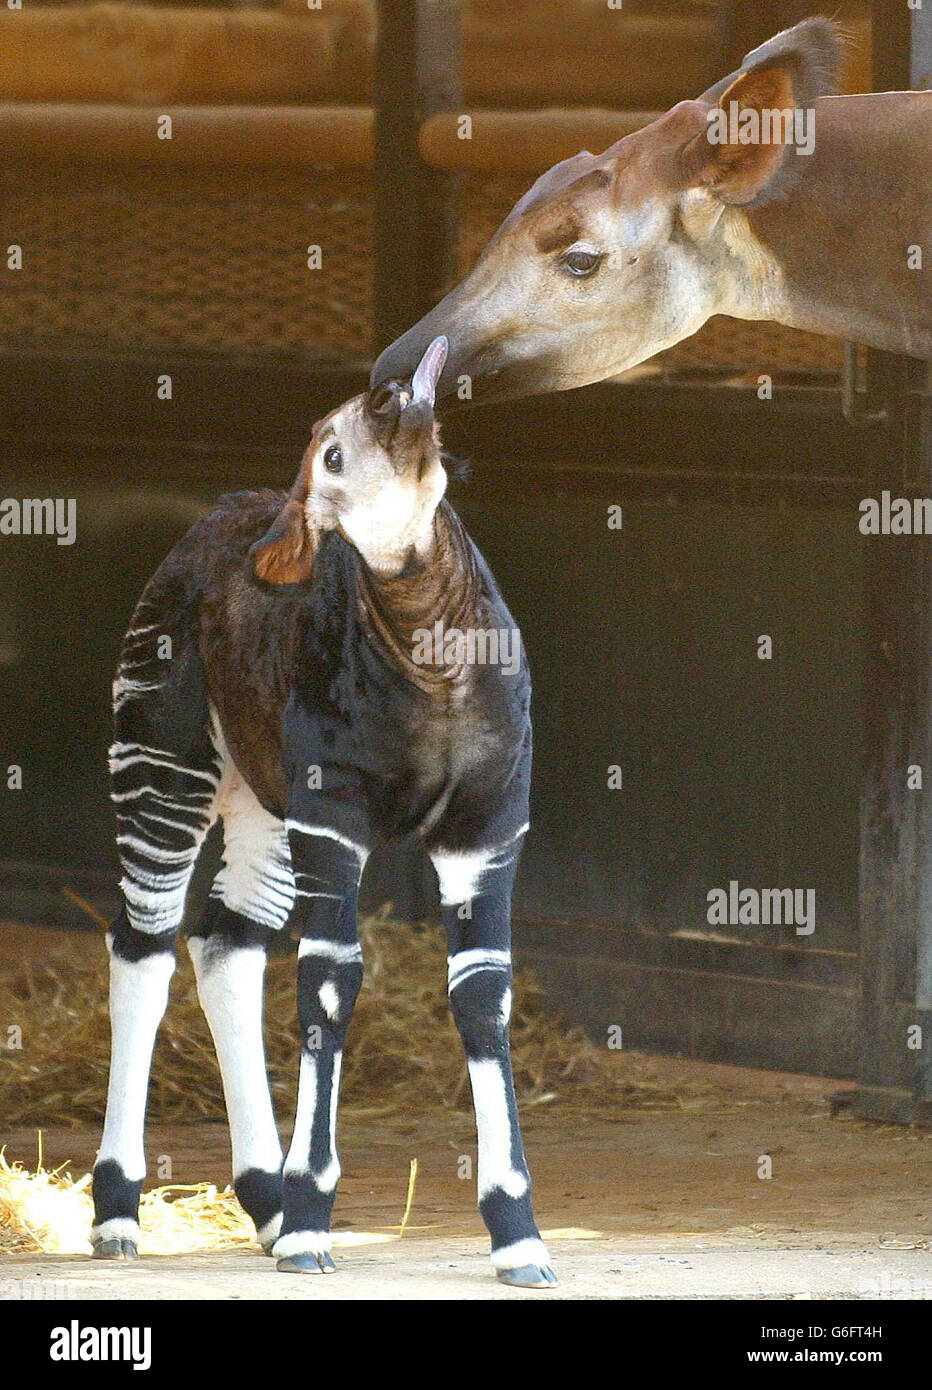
top-left (365, 336), bottom-right (448, 472)
top-left (365, 379), bottom-right (409, 449)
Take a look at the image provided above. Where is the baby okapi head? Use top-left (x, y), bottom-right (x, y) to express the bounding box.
top-left (252, 336), bottom-right (450, 583)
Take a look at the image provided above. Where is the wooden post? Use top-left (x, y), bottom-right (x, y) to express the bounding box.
top-left (372, 0), bottom-right (461, 355)
top-left (856, 2), bottom-right (932, 1125)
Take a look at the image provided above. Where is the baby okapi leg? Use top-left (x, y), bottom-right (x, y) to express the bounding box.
top-left (273, 820), bottom-right (367, 1274)
top-left (188, 793), bottom-right (294, 1251)
top-left (93, 736), bottom-right (222, 1259)
top-left (92, 915), bottom-right (175, 1259)
top-left (431, 836), bottom-right (556, 1288)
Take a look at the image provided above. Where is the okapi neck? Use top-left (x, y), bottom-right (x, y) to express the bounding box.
top-left (742, 93), bottom-right (932, 358)
top-left (353, 501), bottom-right (482, 696)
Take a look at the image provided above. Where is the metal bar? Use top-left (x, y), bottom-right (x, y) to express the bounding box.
top-left (372, 0), bottom-right (461, 354)
top-left (842, 343), bottom-right (887, 429)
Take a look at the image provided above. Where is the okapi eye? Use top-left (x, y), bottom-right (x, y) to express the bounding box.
top-left (562, 248), bottom-right (602, 277)
top-left (323, 443), bottom-right (343, 473)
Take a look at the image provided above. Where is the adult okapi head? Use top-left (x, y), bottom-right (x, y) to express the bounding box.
top-left (372, 18), bottom-right (849, 401)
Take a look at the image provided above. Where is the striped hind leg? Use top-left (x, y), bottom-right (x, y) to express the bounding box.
top-left (92, 730), bottom-right (222, 1258)
top-left (188, 765), bottom-right (295, 1251)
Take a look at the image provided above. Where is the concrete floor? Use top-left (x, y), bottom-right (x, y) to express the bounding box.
top-left (3, 1058), bottom-right (930, 1300)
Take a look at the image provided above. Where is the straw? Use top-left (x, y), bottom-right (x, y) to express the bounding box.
top-left (0, 906), bottom-right (700, 1128)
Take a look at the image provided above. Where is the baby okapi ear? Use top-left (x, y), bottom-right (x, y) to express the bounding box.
top-left (682, 17), bottom-right (843, 206)
top-left (251, 461), bottom-right (314, 584)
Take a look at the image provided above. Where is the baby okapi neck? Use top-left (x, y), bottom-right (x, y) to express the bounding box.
top-left (354, 500), bottom-right (482, 696)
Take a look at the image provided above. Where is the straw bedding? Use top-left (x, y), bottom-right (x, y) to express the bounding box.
top-left (0, 907), bottom-right (711, 1255)
top-left (0, 907), bottom-right (690, 1130)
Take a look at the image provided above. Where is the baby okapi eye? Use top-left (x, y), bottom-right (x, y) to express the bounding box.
top-left (561, 248), bottom-right (602, 277)
top-left (323, 443), bottom-right (344, 474)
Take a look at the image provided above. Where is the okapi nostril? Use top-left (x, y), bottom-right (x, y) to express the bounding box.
top-left (367, 382), bottom-right (404, 416)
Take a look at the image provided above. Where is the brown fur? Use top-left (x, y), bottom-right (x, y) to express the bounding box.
top-left (356, 503), bottom-right (483, 696)
top-left (195, 489), bottom-right (484, 814)
top-left (682, 66), bottom-right (797, 205)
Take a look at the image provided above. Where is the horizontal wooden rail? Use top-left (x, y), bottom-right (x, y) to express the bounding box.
top-left (0, 103), bottom-right (375, 168)
top-left (0, 103), bottom-right (662, 173)
top-left (418, 109), bottom-right (662, 171)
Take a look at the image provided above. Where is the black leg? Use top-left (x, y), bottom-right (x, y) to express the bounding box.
top-left (430, 832), bottom-right (556, 1288)
top-left (272, 817), bottom-right (367, 1274)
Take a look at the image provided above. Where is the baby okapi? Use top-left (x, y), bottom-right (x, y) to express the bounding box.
top-left (91, 339), bottom-right (555, 1287)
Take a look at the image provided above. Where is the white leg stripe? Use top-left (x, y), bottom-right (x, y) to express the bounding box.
top-left (130, 807), bottom-right (208, 835)
top-left (430, 825), bottom-right (529, 904)
top-left (117, 834), bottom-right (198, 864)
top-left (448, 948), bottom-right (511, 991)
top-left (298, 939), bottom-right (363, 964)
top-left (188, 939), bottom-right (283, 1178)
top-left (271, 1230), bottom-right (332, 1260)
top-left (490, 1238), bottom-right (551, 1273)
top-left (91, 1218), bottom-right (141, 1244)
top-left (111, 785), bottom-right (214, 805)
top-left (97, 949), bottom-right (175, 1183)
top-left (109, 746), bottom-right (220, 785)
top-left (112, 676), bottom-right (162, 710)
top-left (285, 820), bottom-right (368, 865)
top-left (283, 1050), bottom-right (343, 1191)
top-left (468, 1058), bottom-right (528, 1201)
top-left (284, 1053), bottom-right (318, 1177)
top-left (318, 1050), bottom-right (343, 1194)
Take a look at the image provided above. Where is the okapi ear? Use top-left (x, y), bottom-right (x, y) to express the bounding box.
top-left (251, 467), bottom-right (313, 584)
top-left (697, 17), bottom-right (843, 107)
top-left (740, 17), bottom-right (843, 108)
top-left (684, 17), bottom-right (843, 206)
top-left (681, 64), bottom-right (796, 206)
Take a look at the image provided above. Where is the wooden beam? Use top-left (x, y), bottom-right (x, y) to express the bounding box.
top-left (372, 0), bottom-right (461, 354)
top-left (418, 109), bottom-right (662, 173)
top-left (0, 101), bottom-right (662, 176)
top-left (0, 103), bottom-right (374, 168)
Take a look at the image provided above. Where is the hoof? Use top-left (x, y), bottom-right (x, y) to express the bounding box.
top-left (92, 1237), bottom-right (138, 1261)
top-left (276, 1251), bottom-right (335, 1275)
top-left (496, 1263), bottom-right (558, 1289)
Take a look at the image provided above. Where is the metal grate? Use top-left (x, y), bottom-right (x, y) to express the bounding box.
top-left (0, 163), bottom-right (372, 356)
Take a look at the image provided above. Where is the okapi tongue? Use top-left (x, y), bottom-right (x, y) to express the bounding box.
top-left (411, 336), bottom-right (448, 408)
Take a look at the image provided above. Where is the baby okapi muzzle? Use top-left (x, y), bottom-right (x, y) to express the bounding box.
top-left (91, 338), bottom-right (555, 1288)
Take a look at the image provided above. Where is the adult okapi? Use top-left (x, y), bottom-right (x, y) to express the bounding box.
top-left (372, 17), bottom-right (932, 400)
